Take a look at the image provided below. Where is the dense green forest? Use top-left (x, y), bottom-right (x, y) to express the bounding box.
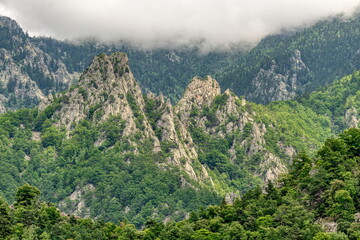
top-left (0, 59), bottom-right (358, 231)
top-left (1, 128), bottom-right (359, 239)
top-left (0, 106), bottom-right (222, 227)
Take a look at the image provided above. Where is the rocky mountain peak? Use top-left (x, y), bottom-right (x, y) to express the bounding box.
top-left (184, 75), bottom-right (221, 105)
top-left (50, 52), bottom-right (211, 182)
top-left (0, 16), bottom-right (78, 111)
top-left (82, 52), bottom-right (130, 84)
top-left (53, 52), bottom-right (149, 134)
top-left (175, 76), bottom-right (221, 120)
top-left (0, 16), bottom-right (22, 33)
top-left (0, 16), bottom-right (27, 51)
top-left (291, 50), bottom-right (308, 72)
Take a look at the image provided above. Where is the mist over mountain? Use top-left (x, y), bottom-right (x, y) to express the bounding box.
top-left (2, 12), bottom-right (360, 109)
top-left (1, 2), bottom-right (360, 238)
top-left (1, 0), bottom-right (359, 51)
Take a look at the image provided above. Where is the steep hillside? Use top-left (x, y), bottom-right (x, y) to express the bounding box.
top-left (144, 128), bottom-right (360, 239)
top-left (217, 13), bottom-right (360, 103)
top-left (0, 52), bottom-right (341, 227)
top-left (2, 13), bottom-right (360, 111)
top-left (1, 128), bottom-right (359, 239)
top-left (299, 71), bottom-right (360, 132)
top-left (0, 15), bottom-right (234, 110)
top-left (0, 16), bottom-right (79, 111)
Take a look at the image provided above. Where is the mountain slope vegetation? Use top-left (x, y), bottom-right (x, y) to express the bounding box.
top-left (217, 13), bottom-right (360, 103)
top-left (0, 52), bottom-right (358, 228)
top-left (1, 128), bottom-right (359, 239)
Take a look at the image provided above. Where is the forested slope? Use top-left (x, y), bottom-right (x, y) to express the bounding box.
top-left (1, 128), bottom-right (359, 239)
top-left (0, 52), bottom-right (358, 228)
top-left (217, 13), bottom-right (360, 103)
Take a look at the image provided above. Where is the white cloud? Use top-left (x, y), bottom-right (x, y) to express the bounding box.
top-left (0, 0), bottom-right (359, 51)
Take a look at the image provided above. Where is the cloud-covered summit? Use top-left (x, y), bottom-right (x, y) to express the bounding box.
top-left (0, 0), bottom-right (359, 51)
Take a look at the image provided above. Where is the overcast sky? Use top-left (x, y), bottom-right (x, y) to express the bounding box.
top-left (0, 0), bottom-right (359, 51)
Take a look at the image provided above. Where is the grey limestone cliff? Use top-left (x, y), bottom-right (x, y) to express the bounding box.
top-left (175, 75), bottom-right (288, 183)
top-left (0, 16), bottom-right (77, 111)
top-left (248, 50), bottom-right (310, 104)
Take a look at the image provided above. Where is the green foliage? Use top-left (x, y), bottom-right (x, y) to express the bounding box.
top-left (212, 94), bottom-right (229, 109)
top-left (0, 106), bottom-right (223, 228)
top-left (189, 124), bottom-right (261, 193)
top-left (41, 125), bottom-right (65, 149)
top-left (282, 128), bottom-right (360, 231)
top-left (299, 71), bottom-right (360, 133)
top-left (15, 184), bottom-right (40, 207)
top-left (217, 15), bottom-right (360, 104)
top-left (202, 94), bottom-right (229, 127)
top-left (0, 198), bottom-right (11, 238)
top-left (125, 128), bottom-right (360, 239)
top-left (1, 24), bottom-right (360, 237)
top-left (98, 116), bottom-right (126, 147)
top-left (143, 94), bottom-right (163, 138)
top-left (87, 103), bottom-right (103, 120)
top-left (263, 100), bottom-right (332, 153)
top-left (127, 92), bottom-right (145, 130)
top-left (328, 189), bottom-right (355, 222)
top-left (78, 87), bottom-right (88, 100)
top-left (0, 101), bottom-right (359, 239)
top-left (313, 232), bottom-right (349, 240)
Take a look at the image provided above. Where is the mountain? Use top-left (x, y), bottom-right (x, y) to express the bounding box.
top-left (0, 16), bottom-right (78, 112)
top-left (216, 13), bottom-right (360, 103)
top-left (298, 71), bottom-right (360, 133)
top-left (0, 15), bottom-right (235, 111)
top-left (1, 128), bottom-right (360, 239)
top-left (3, 51), bottom-right (358, 227)
top-left (1, 13), bottom-right (360, 112)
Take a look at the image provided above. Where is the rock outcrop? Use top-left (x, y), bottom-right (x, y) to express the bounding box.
top-left (50, 52), bottom-right (211, 183)
top-left (0, 48), bottom-right (45, 111)
top-left (174, 76), bottom-right (289, 183)
top-left (54, 53), bottom-right (152, 136)
top-left (176, 76), bottom-right (221, 122)
top-left (248, 50), bottom-right (310, 104)
top-left (59, 184), bottom-right (96, 218)
top-left (0, 16), bottom-right (77, 111)
top-left (45, 52), bottom-right (298, 188)
top-left (345, 107), bottom-right (359, 128)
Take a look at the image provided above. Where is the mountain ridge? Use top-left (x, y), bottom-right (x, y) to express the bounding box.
top-left (0, 50), bottom-right (358, 227)
top-left (2, 14), bottom-right (360, 111)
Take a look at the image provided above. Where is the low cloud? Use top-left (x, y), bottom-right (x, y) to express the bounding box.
top-left (0, 0), bottom-right (359, 51)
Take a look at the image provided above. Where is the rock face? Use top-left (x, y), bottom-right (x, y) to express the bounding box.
top-left (0, 48), bottom-right (48, 110)
top-left (59, 184), bottom-right (96, 218)
top-left (0, 16), bottom-right (77, 111)
top-left (248, 50), bottom-right (310, 104)
top-left (54, 53), bottom-right (151, 135)
top-left (173, 75), bottom-right (289, 182)
top-left (50, 52), bottom-right (211, 182)
top-left (152, 95), bottom-right (200, 179)
top-left (46, 52), bottom-right (297, 190)
top-left (345, 107), bottom-right (359, 128)
top-left (176, 76), bottom-right (221, 122)
top-left (316, 218), bottom-right (337, 233)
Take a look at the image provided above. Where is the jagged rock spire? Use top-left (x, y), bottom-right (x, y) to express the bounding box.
top-left (175, 75), bottom-right (221, 121)
top-left (54, 52), bottom-right (151, 137)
